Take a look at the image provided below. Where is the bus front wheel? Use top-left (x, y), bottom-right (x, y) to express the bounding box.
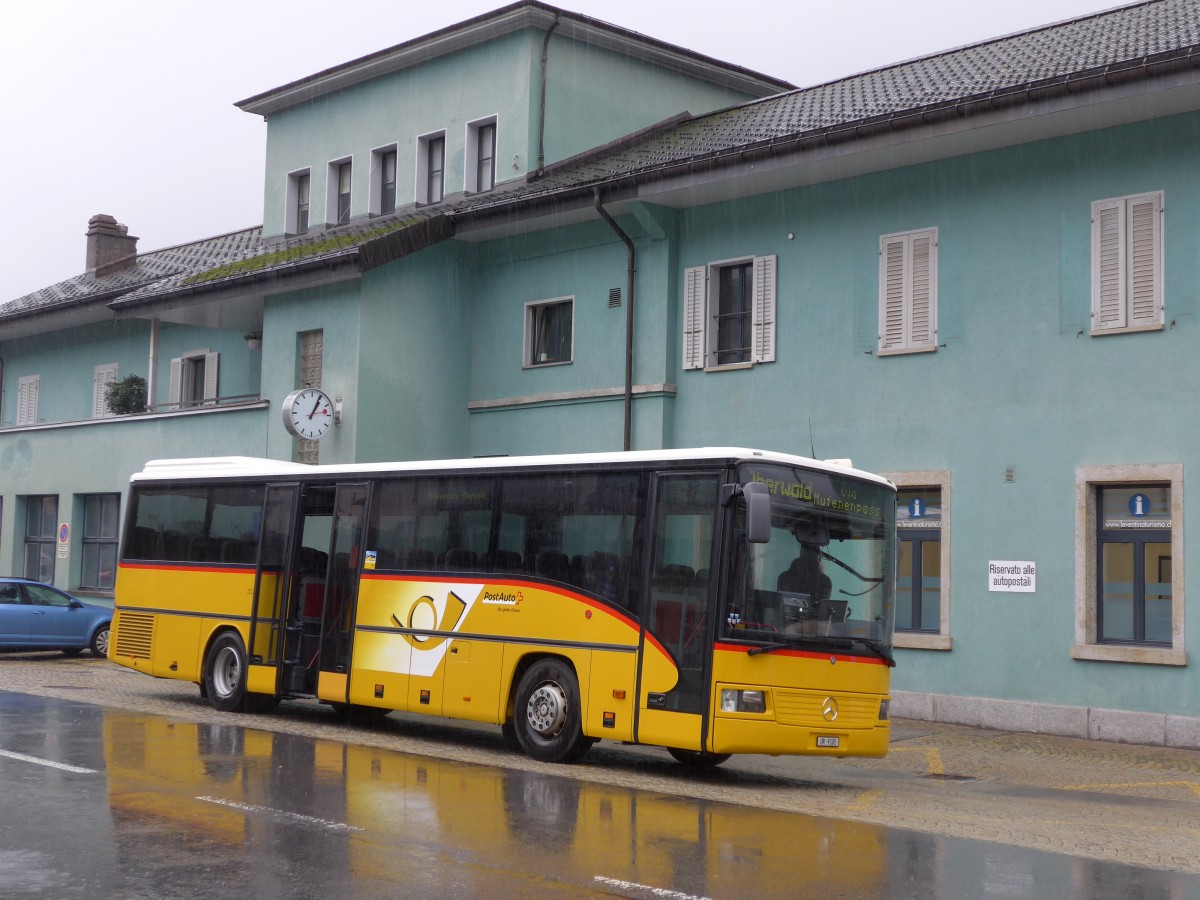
top-left (513, 659), bottom-right (590, 763)
top-left (668, 748), bottom-right (732, 767)
top-left (204, 631), bottom-right (250, 712)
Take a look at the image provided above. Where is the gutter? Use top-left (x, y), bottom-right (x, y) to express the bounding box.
top-left (536, 13), bottom-right (561, 175)
top-left (593, 189), bottom-right (635, 452)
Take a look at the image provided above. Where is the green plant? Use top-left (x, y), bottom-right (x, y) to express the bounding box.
top-left (105, 374), bottom-right (147, 415)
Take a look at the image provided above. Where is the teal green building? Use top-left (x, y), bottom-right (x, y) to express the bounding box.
top-left (3, 1), bottom-right (1200, 747)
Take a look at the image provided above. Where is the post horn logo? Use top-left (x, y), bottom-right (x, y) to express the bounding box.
top-left (821, 697), bottom-right (839, 722)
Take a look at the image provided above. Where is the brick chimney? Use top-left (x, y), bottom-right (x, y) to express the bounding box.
top-left (86, 214), bottom-right (138, 276)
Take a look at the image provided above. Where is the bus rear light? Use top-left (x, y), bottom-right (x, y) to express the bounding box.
top-left (612, 689), bottom-right (626, 700)
top-left (721, 689), bottom-right (766, 713)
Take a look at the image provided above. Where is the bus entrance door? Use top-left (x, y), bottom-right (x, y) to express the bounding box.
top-left (313, 483), bottom-right (368, 704)
top-left (636, 473), bottom-right (719, 752)
top-left (247, 483), bottom-right (300, 698)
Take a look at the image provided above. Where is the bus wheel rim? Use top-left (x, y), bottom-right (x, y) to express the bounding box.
top-left (213, 647), bottom-right (240, 698)
top-left (526, 682), bottom-right (567, 738)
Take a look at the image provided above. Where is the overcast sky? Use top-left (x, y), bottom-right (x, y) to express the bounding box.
top-left (1, 0), bottom-right (1118, 300)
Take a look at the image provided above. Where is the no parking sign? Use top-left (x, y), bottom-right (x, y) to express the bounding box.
top-left (57, 522), bottom-right (69, 559)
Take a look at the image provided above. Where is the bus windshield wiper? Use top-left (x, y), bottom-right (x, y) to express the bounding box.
top-left (748, 635), bottom-right (895, 667)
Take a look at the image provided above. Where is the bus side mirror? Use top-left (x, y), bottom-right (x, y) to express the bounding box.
top-left (744, 482), bottom-right (771, 544)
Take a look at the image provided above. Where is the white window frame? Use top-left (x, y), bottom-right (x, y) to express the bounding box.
top-left (1091, 191), bottom-right (1164, 335)
top-left (882, 470), bottom-right (952, 651)
top-left (416, 130), bottom-right (447, 205)
top-left (465, 116), bottom-right (498, 194)
top-left (16, 374), bottom-right (39, 426)
top-left (878, 227), bottom-right (938, 356)
top-left (523, 296), bottom-right (574, 368)
top-left (93, 363), bottom-right (118, 418)
top-left (326, 156), bottom-right (353, 226)
top-left (369, 144), bottom-right (399, 216)
top-left (1073, 463), bottom-right (1185, 666)
top-left (285, 168), bottom-right (311, 235)
top-left (682, 255), bottom-right (776, 371)
top-left (168, 349), bottom-right (219, 408)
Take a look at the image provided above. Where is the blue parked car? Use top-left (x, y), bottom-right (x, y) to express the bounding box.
top-left (0, 578), bottom-right (110, 657)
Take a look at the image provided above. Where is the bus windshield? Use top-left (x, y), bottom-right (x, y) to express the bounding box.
top-left (724, 464), bottom-right (896, 655)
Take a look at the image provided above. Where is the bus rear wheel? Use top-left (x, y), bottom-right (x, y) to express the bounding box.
top-left (513, 659), bottom-right (590, 763)
top-left (204, 631), bottom-right (250, 712)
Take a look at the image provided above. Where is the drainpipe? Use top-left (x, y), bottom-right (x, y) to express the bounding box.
top-left (594, 189), bottom-right (635, 451)
top-left (146, 319), bottom-right (159, 411)
top-left (536, 15), bottom-right (560, 175)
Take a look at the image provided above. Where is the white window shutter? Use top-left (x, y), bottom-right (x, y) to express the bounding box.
top-left (909, 234), bottom-right (936, 347)
top-left (17, 375), bottom-right (39, 425)
top-left (93, 364), bottom-right (118, 418)
top-left (168, 357), bottom-right (183, 405)
top-left (752, 255), bottom-right (777, 363)
top-left (1092, 199), bottom-right (1125, 330)
top-left (879, 237), bottom-right (907, 351)
top-left (203, 352), bottom-right (220, 404)
top-left (682, 266), bottom-right (706, 370)
top-left (1128, 194), bottom-right (1162, 327)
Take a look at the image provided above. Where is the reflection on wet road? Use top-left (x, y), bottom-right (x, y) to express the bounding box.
top-left (1, 691), bottom-right (1196, 898)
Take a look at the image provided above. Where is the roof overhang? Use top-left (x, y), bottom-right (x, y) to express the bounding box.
top-left (235, 2), bottom-right (791, 117)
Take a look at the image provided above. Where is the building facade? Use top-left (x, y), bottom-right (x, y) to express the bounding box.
top-left (3, 0), bottom-right (1199, 746)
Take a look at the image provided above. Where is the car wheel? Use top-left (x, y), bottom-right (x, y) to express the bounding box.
top-left (90, 623), bottom-right (110, 658)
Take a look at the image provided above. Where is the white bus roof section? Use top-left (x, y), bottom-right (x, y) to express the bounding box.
top-left (131, 448), bottom-right (894, 488)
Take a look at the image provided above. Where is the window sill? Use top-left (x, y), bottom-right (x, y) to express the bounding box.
top-left (877, 344), bottom-right (937, 357)
top-left (894, 632), bottom-right (952, 651)
top-left (1089, 323), bottom-right (1164, 337)
top-left (1070, 643), bottom-right (1186, 666)
top-left (702, 362), bottom-right (754, 373)
top-left (523, 359), bottom-right (572, 369)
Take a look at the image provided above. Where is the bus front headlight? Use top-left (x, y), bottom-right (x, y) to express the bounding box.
top-left (721, 689), bottom-right (766, 713)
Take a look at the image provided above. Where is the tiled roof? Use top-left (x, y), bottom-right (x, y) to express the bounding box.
top-left (522, 0), bottom-right (1200, 190)
top-left (6, 0), bottom-right (1199, 320)
top-left (0, 227), bottom-right (262, 322)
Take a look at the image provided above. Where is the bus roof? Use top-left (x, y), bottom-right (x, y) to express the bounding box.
top-left (130, 448), bottom-right (895, 488)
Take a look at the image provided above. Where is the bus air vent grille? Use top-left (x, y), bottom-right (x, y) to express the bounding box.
top-left (774, 690), bottom-right (878, 729)
top-left (114, 612), bottom-right (155, 658)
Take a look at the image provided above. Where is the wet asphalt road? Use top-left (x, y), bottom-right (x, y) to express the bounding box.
top-left (2, 653), bottom-right (1200, 897)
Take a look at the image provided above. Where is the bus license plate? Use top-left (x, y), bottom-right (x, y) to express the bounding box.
top-left (817, 736), bottom-right (840, 748)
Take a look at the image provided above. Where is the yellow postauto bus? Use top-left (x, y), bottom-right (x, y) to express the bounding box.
top-left (110, 448), bottom-right (897, 765)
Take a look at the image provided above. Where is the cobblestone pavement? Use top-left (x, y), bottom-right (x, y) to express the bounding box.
top-left (5, 652), bottom-right (1200, 875)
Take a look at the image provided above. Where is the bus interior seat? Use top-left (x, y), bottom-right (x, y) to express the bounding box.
top-left (441, 548), bottom-right (477, 571)
top-left (534, 550), bottom-right (570, 583)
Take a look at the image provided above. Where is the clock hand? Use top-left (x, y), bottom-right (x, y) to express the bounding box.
top-left (308, 397), bottom-right (321, 419)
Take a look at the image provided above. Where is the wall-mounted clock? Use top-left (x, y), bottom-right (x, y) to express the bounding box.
top-left (282, 388), bottom-right (335, 440)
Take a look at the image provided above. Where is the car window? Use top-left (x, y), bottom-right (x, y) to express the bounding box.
top-left (22, 584), bottom-right (73, 607)
top-left (0, 585), bottom-right (20, 604)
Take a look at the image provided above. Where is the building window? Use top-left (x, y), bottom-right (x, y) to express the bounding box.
top-left (297, 330), bottom-right (324, 465)
top-left (287, 170), bottom-right (311, 235)
top-left (417, 132), bottom-right (446, 205)
top-left (466, 117), bottom-right (497, 193)
top-left (81, 493), bottom-right (119, 591)
top-left (1091, 191), bottom-right (1164, 334)
top-left (371, 146), bottom-right (398, 215)
top-left (24, 495), bottom-right (57, 583)
top-left (329, 159), bottom-right (352, 225)
top-left (524, 298), bottom-right (574, 366)
top-left (885, 471), bottom-right (952, 651)
top-left (1074, 464), bottom-right (1184, 666)
top-left (878, 227), bottom-right (937, 355)
top-left (16, 374), bottom-right (39, 425)
top-left (92, 363), bottom-right (118, 418)
top-left (169, 350), bottom-right (219, 408)
top-left (682, 255), bottom-right (776, 370)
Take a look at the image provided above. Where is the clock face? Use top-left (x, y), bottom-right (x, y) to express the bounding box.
top-left (282, 388), bottom-right (334, 440)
